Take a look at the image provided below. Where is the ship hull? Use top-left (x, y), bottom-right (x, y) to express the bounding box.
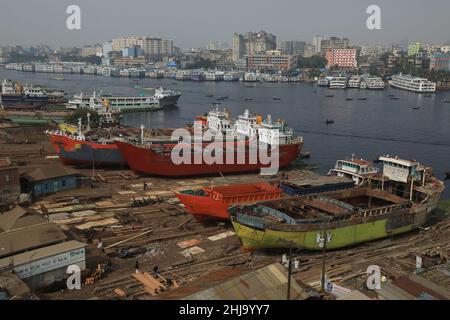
top-left (1, 95), bottom-right (48, 110)
top-left (116, 140), bottom-right (303, 177)
top-left (158, 94), bottom-right (181, 107)
top-left (176, 183), bottom-right (282, 220)
top-left (49, 134), bottom-right (126, 167)
top-left (231, 215), bottom-right (421, 250)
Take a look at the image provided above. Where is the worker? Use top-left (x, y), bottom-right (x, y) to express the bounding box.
top-left (143, 182), bottom-right (148, 191)
top-left (135, 259), bottom-right (139, 274)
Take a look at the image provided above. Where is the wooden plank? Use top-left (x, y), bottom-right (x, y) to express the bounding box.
top-left (104, 229), bottom-right (153, 249)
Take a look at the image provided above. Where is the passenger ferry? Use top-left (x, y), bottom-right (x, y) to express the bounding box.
top-left (66, 92), bottom-right (162, 113)
top-left (317, 77), bottom-right (330, 87)
top-left (389, 74), bottom-right (436, 93)
top-left (329, 76), bottom-right (348, 89)
top-left (347, 76), bottom-right (361, 88)
top-left (361, 74), bottom-right (385, 90)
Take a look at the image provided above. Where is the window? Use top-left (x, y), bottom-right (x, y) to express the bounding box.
top-left (62, 180), bottom-right (66, 187)
top-left (5, 175), bottom-right (10, 183)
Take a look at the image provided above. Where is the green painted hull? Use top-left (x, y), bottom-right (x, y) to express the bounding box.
top-left (232, 217), bottom-right (420, 251)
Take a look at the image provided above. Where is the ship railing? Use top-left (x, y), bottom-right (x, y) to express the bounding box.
top-left (358, 202), bottom-right (412, 218)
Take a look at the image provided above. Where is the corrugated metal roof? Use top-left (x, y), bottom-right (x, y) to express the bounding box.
top-left (0, 222), bottom-right (67, 258)
top-left (21, 165), bottom-right (80, 183)
top-left (0, 240), bottom-right (86, 269)
top-left (184, 263), bottom-right (305, 300)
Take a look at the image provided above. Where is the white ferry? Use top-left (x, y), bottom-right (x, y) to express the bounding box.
top-left (66, 92), bottom-right (162, 113)
top-left (361, 74), bottom-right (385, 90)
top-left (347, 76), bottom-right (361, 88)
top-left (389, 74), bottom-right (436, 93)
top-left (329, 76), bottom-right (348, 89)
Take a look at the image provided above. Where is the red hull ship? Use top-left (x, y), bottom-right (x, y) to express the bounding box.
top-left (48, 131), bottom-right (126, 167)
top-left (176, 182), bottom-right (282, 220)
top-left (115, 139), bottom-right (302, 177)
top-left (115, 108), bottom-right (303, 177)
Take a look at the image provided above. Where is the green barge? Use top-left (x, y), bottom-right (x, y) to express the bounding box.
top-left (230, 156), bottom-right (444, 250)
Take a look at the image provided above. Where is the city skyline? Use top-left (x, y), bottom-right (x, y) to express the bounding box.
top-left (0, 0), bottom-right (450, 48)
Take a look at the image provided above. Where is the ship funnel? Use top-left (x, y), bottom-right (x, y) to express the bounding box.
top-left (256, 115), bottom-right (262, 124)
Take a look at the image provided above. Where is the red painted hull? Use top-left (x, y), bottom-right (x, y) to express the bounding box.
top-left (115, 140), bottom-right (303, 177)
top-left (176, 183), bottom-right (282, 220)
top-left (48, 134), bottom-right (126, 167)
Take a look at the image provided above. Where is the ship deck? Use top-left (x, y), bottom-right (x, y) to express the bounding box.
top-left (245, 187), bottom-right (411, 223)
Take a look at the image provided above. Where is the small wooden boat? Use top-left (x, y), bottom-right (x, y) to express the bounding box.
top-left (205, 94), bottom-right (214, 98)
top-left (244, 98), bottom-right (253, 102)
top-left (273, 96), bottom-right (281, 101)
top-left (326, 119), bottom-right (334, 125)
top-left (345, 98), bottom-right (353, 101)
top-left (412, 106), bottom-right (420, 110)
top-left (357, 97), bottom-right (367, 101)
top-left (325, 94), bottom-right (334, 98)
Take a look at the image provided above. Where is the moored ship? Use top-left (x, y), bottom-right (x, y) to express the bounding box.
top-left (176, 182), bottom-right (282, 220)
top-left (230, 155), bottom-right (444, 250)
top-left (47, 122), bottom-right (126, 167)
top-left (1, 79), bottom-right (49, 110)
top-left (115, 109), bottom-right (303, 177)
top-left (389, 73), bottom-right (436, 93)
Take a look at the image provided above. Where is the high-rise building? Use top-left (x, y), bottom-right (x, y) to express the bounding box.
top-left (207, 41), bottom-right (219, 51)
top-left (232, 33), bottom-right (244, 61)
top-left (247, 50), bottom-right (296, 71)
top-left (80, 46), bottom-right (99, 57)
top-left (102, 41), bottom-right (112, 58)
top-left (122, 46), bottom-right (143, 58)
top-left (303, 44), bottom-right (317, 58)
top-left (408, 42), bottom-right (422, 56)
top-left (325, 48), bottom-right (358, 69)
top-left (430, 52), bottom-right (450, 71)
top-left (278, 41), bottom-right (306, 55)
top-left (320, 37), bottom-right (350, 56)
top-left (232, 31), bottom-right (276, 61)
top-left (112, 36), bottom-right (173, 56)
top-left (313, 35), bottom-right (324, 54)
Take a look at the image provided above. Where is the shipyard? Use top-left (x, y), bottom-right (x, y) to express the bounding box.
top-left (1, 0), bottom-right (450, 310)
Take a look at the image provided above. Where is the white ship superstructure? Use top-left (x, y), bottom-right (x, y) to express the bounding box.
top-left (389, 74), bottom-right (436, 93)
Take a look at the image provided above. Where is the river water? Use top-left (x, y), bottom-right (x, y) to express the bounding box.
top-left (1, 68), bottom-right (449, 198)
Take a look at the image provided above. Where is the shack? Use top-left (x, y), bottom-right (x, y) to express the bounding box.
top-left (0, 206), bottom-right (86, 289)
top-left (0, 157), bottom-right (20, 208)
top-left (20, 165), bottom-right (86, 199)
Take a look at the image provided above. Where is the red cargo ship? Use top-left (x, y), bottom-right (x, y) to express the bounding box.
top-left (48, 130), bottom-right (127, 167)
top-left (176, 182), bottom-right (282, 220)
top-left (115, 109), bottom-right (303, 177)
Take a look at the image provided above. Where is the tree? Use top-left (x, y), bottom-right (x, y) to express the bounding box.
top-left (297, 55), bottom-right (327, 69)
top-left (64, 109), bottom-right (100, 128)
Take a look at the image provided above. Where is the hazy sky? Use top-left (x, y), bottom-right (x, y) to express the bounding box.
top-left (0, 0), bottom-right (449, 48)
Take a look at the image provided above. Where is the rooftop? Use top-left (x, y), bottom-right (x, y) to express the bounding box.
top-left (21, 165), bottom-right (80, 183)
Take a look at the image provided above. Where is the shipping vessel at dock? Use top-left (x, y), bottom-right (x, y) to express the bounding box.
top-left (47, 124), bottom-right (127, 167)
top-left (115, 108), bottom-right (303, 177)
top-left (230, 156), bottom-right (444, 250)
top-left (1, 79), bottom-right (49, 110)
